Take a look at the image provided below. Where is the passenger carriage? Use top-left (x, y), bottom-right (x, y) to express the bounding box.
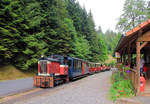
top-left (95, 63), bottom-right (102, 72)
top-left (67, 57), bottom-right (89, 80)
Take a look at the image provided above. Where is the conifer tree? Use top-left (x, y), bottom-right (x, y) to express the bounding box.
top-left (0, 0), bottom-right (25, 64)
top-left (0, 0), bottom-right (109, 70)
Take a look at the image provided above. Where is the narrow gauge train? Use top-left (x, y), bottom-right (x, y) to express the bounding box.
top-left (34, 55), bottom-right (110, 88)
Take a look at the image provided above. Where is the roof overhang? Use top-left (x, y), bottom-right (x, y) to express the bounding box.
top-left (115, 19), bottom-right (150, 54)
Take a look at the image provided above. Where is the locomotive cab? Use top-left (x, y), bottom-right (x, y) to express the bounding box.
top-left (38, 58), bottom-right (60, 76)
top-left (50, 55), bottom-right (68, 75)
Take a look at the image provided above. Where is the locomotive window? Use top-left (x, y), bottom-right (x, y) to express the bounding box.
top-left (40, 65), bottom-right (43, 73)
top-left (40, 61), bottom-right (47, 74)
top-left (40, 62), bottom-right (42, 73)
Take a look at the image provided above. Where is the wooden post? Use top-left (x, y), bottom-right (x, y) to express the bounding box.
top-left (121, 54), bottom-right (123, 63)
top-left (123, 54), bottom-right (125, 64)
top-left (128, 43), bottom-right (131, 67)
top-left (128, 53), bottom-right (131, 67)
top-left (131, 54), bottom-right (134, 68)
top-left (140, 42), bottom-right (148, 50)
top-left (136, 42), bottom-right (141, 94)
top-left (123, 48), bottom-right (126, 65)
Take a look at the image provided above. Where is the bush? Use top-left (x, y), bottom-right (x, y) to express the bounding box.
top-left (109, 60), bottom-right (116, 67)
top-left (110, 72), bottom-right (134, 101)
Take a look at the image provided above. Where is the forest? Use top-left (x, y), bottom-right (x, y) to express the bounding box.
top-left (2, 0), bottom-right (148, 71)
top-left (0, 0), bottom-right (112, 70)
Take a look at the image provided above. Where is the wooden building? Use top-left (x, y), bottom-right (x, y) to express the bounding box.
top-left (115, 19), bottom-right (150, 95)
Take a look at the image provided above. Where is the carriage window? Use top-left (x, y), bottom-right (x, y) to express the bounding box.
top-left (73, 60), bottom-right (77, 70)
top-left (77, 61), bottom-right (82, 70)
top-left (77, 61), bottom-right (80, 69)
top-left (88, 64), bottom-right (90, 68)
top-left (68, 60), bottom-right (72, 68)
top-left (80, 61), bottom-right (82, 70)
top-left (87, 63), bottom-right (88, 68)
top-left (73, 60), bottom-right (82, 71)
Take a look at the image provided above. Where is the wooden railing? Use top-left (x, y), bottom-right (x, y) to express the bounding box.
top-left (128, 69), bottom-right (137, 92)
top-left (116, 63), bottom-right (137, 93)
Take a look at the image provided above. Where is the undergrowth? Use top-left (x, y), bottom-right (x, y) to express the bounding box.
top-left (110, 67), bottom-right (134, 101)
top-left (0, 65), bottom-right (35, 81)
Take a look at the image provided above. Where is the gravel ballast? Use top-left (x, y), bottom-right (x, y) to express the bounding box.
top-left (5, 71), bottom-right (113, 104)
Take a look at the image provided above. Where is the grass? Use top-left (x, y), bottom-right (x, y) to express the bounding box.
top-left (0, 65), bottom-right (35, 81)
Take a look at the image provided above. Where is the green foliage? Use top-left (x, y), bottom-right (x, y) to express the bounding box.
top-left (97, 27), bottom-right (121, 55)
top-left (0, 0), bottom-right (24, 64)
top-left (0, 0), bottom-right (108, 70)
top-left (109, 60), bottom-right (116, 67)
top-left (71, 35), bottom-right (91, 60)
top-left (110, 72), bottom-right (134, 101)
top-left (110, 79), bottom-right (134, 101)
top-left (67, 0), bottom-right (108, 62)
top-left (116, 0), bottom-right (147, 32)
top-left (147, 1), bottom-right (150, 19)
top-left (98, 35), bottom-right (108, 62)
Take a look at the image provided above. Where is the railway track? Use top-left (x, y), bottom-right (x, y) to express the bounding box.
top-left (0, 71), bottom-right (110, 104)
top-left (1, 71), bottom-right (113, 104)
top-left (0, 78), bottom-right (79, 103)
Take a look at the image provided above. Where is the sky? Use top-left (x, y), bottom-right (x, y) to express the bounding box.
top-left (77, 0), bottom-right (126, 33)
